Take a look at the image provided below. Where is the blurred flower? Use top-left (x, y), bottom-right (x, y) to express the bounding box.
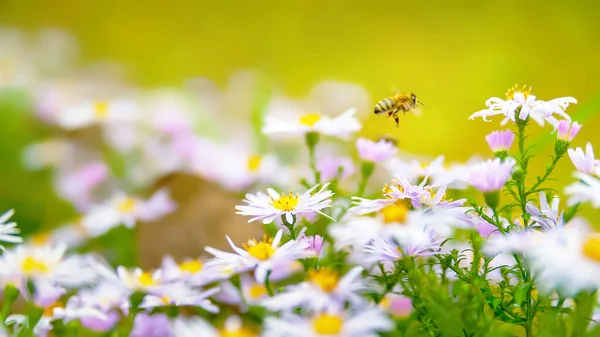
top-left (297, 234), bottom-right (325, 258)
top-left (364, 233), bottom-right (439, 264)
top-left (82, 189), bottom-right (176, 236)
top-left (379, 293), bottom-right (412, 318)
top-left (130, 313), bottom-right (172, 337)
top-left (469, 85), bottom-right (575, 127)
top-left (568, 143), bottom-right (600, 174)
top-left (316, 156), bottom-right (355, 182)
top-left (557, 120), bottom-right (582, 142)
top-left (356, 138), bottom-right (397, 163)
top-left (0, 209), bottom-right (22, 249)
top-left (467, 158), bottom-right (515, 192)
top-left (386, 155), bottom-right (445, 183)
top-left (262, 266), bottom-right (368, 312)
top-left (54, 161), bottom-right (108, 210)
top-left (160, 255), bottom-right (224, 286)
top-left (93, 262), bottom-right (163, 294)
top-left (205, 230), bottom-right (308, 282)
top-left (262, 108), bottom-right (361, 140)
top-left (23, 139), bottom-right (78, 170)
top-left (171, 317), bottom-right (219, 337)
top-left (565, 172), bottom-right (600, 207)
top-left (56, 99), bottom-right (138, 130)
top-left (485, 130), bottom-right (514, 153)
top-left (140, 284), bottom-right (219, 313)
top-left (263, 307), bottom-right (392, 337)
top-left (70, 281), bottom-right (128, 331)
top-left (235, 184), bottom-right (333, 224)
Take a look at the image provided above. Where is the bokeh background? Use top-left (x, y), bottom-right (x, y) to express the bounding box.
top-left (1, 0), bottom-right (599, 267)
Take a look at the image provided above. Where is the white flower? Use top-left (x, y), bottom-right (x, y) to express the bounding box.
top-left (160, 256), bottom-right (225, 286)
top-left (171, 317), bottom-right (219, 337)
top-left (261, 266), bottom-right (368, 311)
top-left (526, 192), bottom-right (563, 229)
top-left (386, 155), bottom-right (445, 183)
top-left (56, 99), bottom-right (138, 130)
top-left (92, 260), bottom-right (163, 294)
top-left (568, 143), bottom-right (600, 174)
top-left (71, 281), bottom-right (130, 313)
top-left (364, 232), bottom-right (440, 264)
top-left (81, 188), bottom-right (176, 236)
top-left (565, 172), bottom-right (600, 208)
top-left (356, 138), bottom-right (397, 163)
top-left (262, 108), bottom-right (361, 140)
top-left (469, 85), bottom-right (576, 128)
top-left (263, 307), bottom-right (392, 337)
top-left (205, 230), bottom-right (308, 282)
top-left (0, 244), bottom-right (96, 290)
top-left (140, 284), bottom-right (219, 313)
top-left (235, 184), bottom-right (334, 224)
top-left (0, 209), bottom-right (22, 249)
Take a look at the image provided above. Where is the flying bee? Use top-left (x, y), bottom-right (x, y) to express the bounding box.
top-left (374, 92), bottom-right (426, 127)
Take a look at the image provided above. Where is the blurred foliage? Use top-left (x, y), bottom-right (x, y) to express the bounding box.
top-left (1, 0), bottom-right (600, 232)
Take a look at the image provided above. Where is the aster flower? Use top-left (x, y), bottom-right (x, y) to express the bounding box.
top-left (469, 85), bottom-right (576, 127)
top-left (160, 255), bottom-right (226, 286)
top-left (263, 307), bottom-right (392, 337)
top-left (557, 120), bottom-right (582, 142)
top-left (379, 292), bottom-right (412, 318)
top-left (205, 230), bottom-right (308, 282)
top-left (526, 192), bottom-right (563, 230)
top-left (567, 143), bottom-right (600, 174)
top-left (130, 313), bottom-right (172, 337)
top-left (262, 108), bottom-right (361, 140)
top-left (171, 317), bottom-right (219, 337)
top-left (386, 155), bottom-right (445, 183)
top-left (92, 261), bottom-right (164, 294)
top-left (364, 232), bottom-right (440, 264)
top-left (140, 284), bottom-right (220, 313)
top-left (565, 172), bottom-right (600, 207)
top-left (70, 281), bottom-right (128, 332)
top-left (54, 161), bottom-right (108, 210)
top-left (261, 266), bottom-right (368, 311)
top-left (0, 209), bottom-right (22, 249)
top-left (56, 99), bottom-right (138, 130)
top-left (316, 156), bottom-right (355, 182)
top-left (485, 130), bottom-right (514, 153)
top-left (356, 138), bottom-right (397, 163)
top-left (297, 234), bottom-right (325, 258)
top-left (235, 184), bottom-right (334, 224)
top-left (467, 158), bottom-right (516, 192)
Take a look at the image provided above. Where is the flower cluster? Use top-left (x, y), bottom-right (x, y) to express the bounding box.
top-left (1, 28), bottom-right (600, 337)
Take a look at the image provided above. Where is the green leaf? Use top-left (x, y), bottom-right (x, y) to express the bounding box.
top-left (513, 282), bottom-right (531, 307)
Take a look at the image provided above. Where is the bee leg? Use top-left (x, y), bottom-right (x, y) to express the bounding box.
top-left (394, 116), bottom-right (400, 127)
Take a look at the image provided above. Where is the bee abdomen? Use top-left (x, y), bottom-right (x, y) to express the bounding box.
top-left (374, 97), bottom-right (395, 114)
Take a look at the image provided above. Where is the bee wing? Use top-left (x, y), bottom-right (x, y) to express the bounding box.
top-left (409, 108), bottom-right (423, 117)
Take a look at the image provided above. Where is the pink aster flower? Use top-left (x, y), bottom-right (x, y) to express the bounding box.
top-left (379, 293), bottom-right (413, 318)
top-left (467, 158), bottom-right (516, 192)
top-left (485, 130), bottom-right (514, 153)
top-left (316, 156), bottom-right (355, 182)
top-left (356, 138), bottom-right (397, 163)
top-left (568, 143), bottom-right (600, 174)
top-left (557, 120), bottom-right (582, 142)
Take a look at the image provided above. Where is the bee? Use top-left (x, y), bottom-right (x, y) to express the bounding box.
top-left (374, 92), bottom-right (426, 127)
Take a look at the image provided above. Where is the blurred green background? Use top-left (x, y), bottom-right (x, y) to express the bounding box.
top-left (1, 0), bottom-right (599, 251)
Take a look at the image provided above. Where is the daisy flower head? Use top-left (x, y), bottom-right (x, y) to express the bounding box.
top-left (485, 129), bottom-right (515, 154)
top-left (205, 229), bottom-right (308, 283)
top-left (469, 85), bottom-right (576, 128)
top-left (140, 284), bottom-right (219, 313)
top-left (567, 143), bottom-right (600, 174)
top-left (467, 158), bottom-right (516, 192)
top-left (56, 99), bottom-right (138, 130)
top-left (92, 260), bottom-right (163, 294)
top-left (160, 255), bottom-right (225, 285)
top-left (261, 108), bottom-right (361, 140)
top-left (235, 184), bottom-right (334, 224)
top-left (557, 120), bottom-right (582, 142)
top-left (0, 209), bottom-right (22, 249)
top-left (263, 307), bottom-right (392, 337)
top-left (261, 266), bottom-right (368, 312)
top-left (356, 137), bottom-right (397, 163)
top-left (565, 172), bottom-right (600, 208)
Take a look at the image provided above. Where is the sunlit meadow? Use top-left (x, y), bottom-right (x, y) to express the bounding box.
top-left (1, 2), bottom-right (600, 336)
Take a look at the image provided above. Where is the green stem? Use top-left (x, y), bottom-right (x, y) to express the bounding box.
top-left (265, 270), bottom-right (275, 296)
top-left (281, 214), bottom-right (297, 239)
top-left (357, 161), bottom-right (375, 197)
top-left (527, 142), bottom-right (567, 194)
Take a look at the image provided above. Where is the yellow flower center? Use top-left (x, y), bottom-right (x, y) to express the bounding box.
top-left (299, 113), bottom-right (321, 127)
top-left (117, 198), bottom-right (136, 213)
top-left (221, 328), bottom-right (255, 337)
top-left (309, 268), bottom-right (339, 292)
top-left (179, 260), bottom-right (203, 273)
top-left (312, 314), bottom-right (343, 335)
top-left (137, 272), bottom-right (156, 286)
top-left (43, 301), bottom-right (64, 317)
top-left (379, 297), bottom-right (391, 310)
top-left (247, 155), bottom-right (262, 172)
top-left (582, 237), bottom-right (600, 262)
top-left (382, 183), bottom-right (394, 196)
top-left (506, 84), bottom-right (532, 100)
top-left (243, 236), bottom-right (276, 260)
top-left (380, 201), bottom-right (409, 224)
top-left (22, 257), bottom-right (49, 275)
top-left (161, 296), bottom-right (171, 304)
top-left (31, 233), bottom-right (51, 246)
top-left (93, 101), bottom-right (110, 118)
top-left (248, 284), bottom-right (268, 299)
top-left (270, 191), bottom-right (300, 211)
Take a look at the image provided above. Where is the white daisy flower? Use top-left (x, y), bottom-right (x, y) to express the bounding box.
top-left (0, 209), bottom-right (22, 249)
top-left (160, 255), bottom-right (225, 286)
top-left (205, 229), bottom-right (308, 282)
top-left (568, 143), bottom-right (600, 174)
top-left (469, 85), bottom-right (576, 127)
top-left (82, 188), bottom-right (176, 237)
top-left (172, 316), bottom-right (254, 337)
top-left (386, 155), bottom-right (445, 184)
top-left (140, 284), bottom-right (219, 313)
top-left (92, 260), bottom-right (163, 294)
top-left (235, 184), bottom-right (334, 224)
top-left (262, 108), bottom-right (361, 140)
top-left (263, 307), bottom-right (392, 337)
top-left (216, 274), bottom-right (271, 308)
top-left (565, 172), bottom-right (600, 208)
top-left (261, 266), bottom-right (368, 311)
top-left (56, 99), bottom-right (138, 130)
top-left (364, 231), bottom-right (440, 264)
